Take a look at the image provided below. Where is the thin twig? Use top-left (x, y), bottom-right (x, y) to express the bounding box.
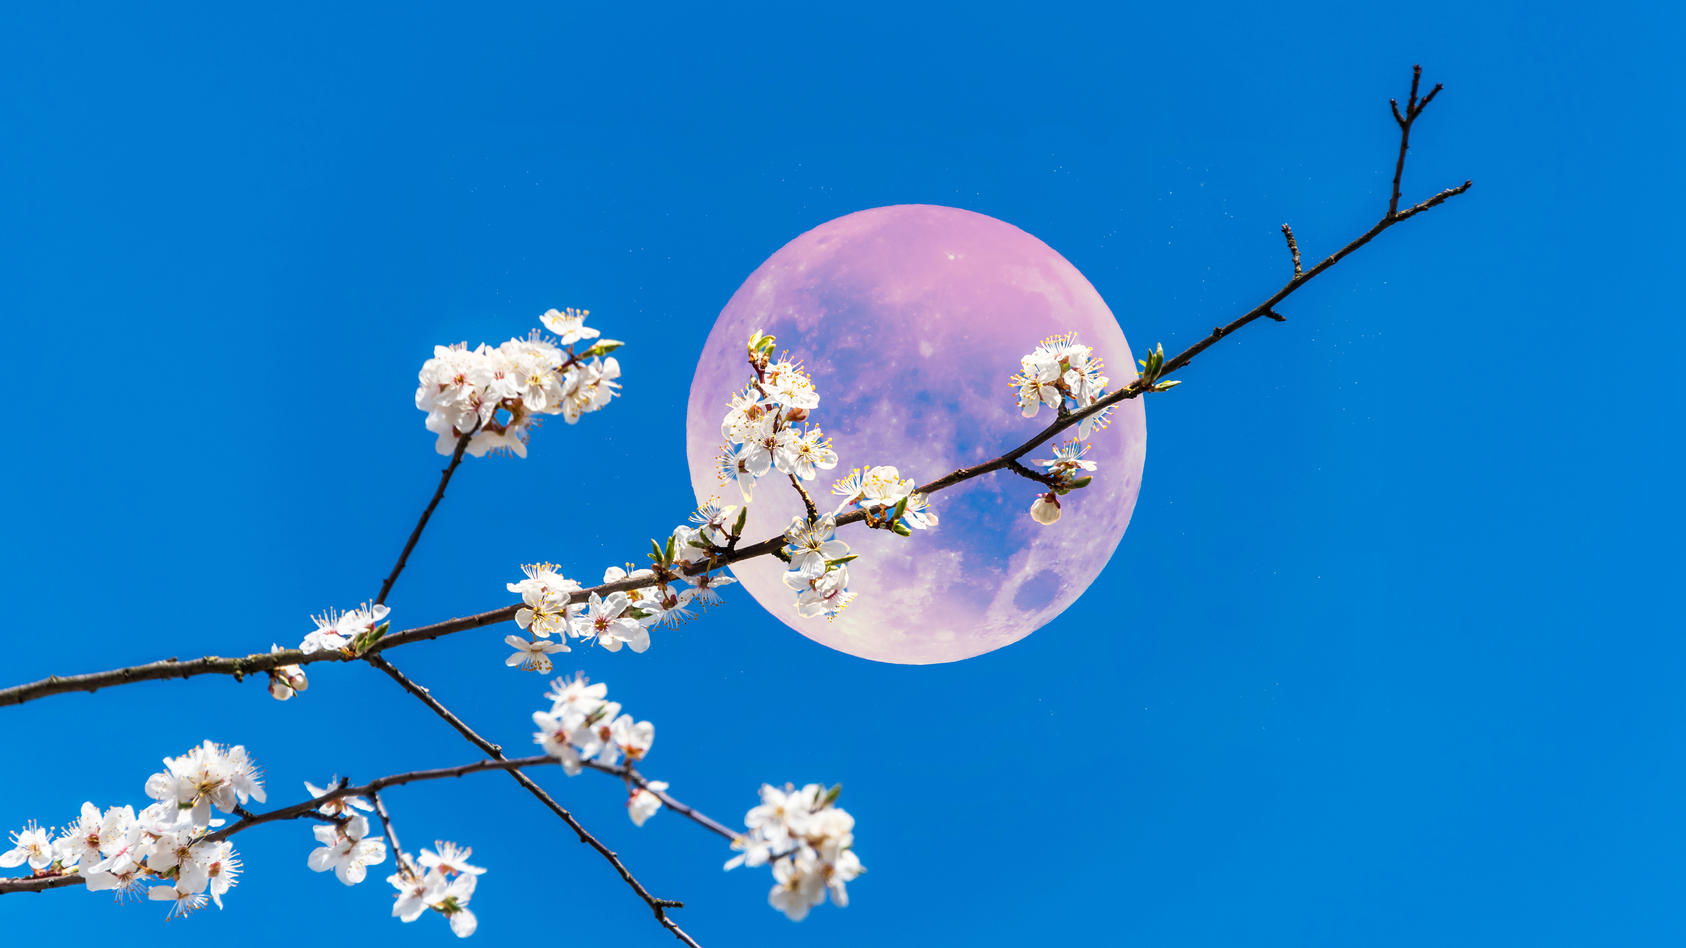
top-left (787, 473), bottom-right (819, 522)
top-left (1005, 459), bottom-right (1060, 489)
top-left (1281, 223), bottom-right (1302, 275)
top-left (1389, 64), bottom-right (1444, 219)
top-left (377, 431), bottom-right (473, 606)
top-left (364, 654), bottom-right (701, 947)
top-left (370, 791), bottom-right (410, 878)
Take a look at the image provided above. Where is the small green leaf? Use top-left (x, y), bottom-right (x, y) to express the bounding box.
top-left (649, 538), bottom-right (664, 564)
top-left (584, 339), bottom-right (625, 358)
top-left (891, 520), bottom-right (912, 537)
top-left (733, 505), bottom-right (749, 536)
top-left (664, 534), bottom-right (677, 563)
top-left (828, 554), bottom-right (859, 567)
top-left (822, 783), bottom-right (843, 807)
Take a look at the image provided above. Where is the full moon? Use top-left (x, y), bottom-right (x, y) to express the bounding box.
top-left (685, 205), bottom-right (1147, 664)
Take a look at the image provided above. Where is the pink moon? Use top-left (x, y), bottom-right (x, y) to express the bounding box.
top-left (685, 205), bottom-right (1148, 664)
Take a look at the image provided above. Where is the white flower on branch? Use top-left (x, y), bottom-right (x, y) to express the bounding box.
top-left (301, 602), bottom-right (389, 656)
top-left (304, 778), bottom-right (373, 818)
top-left (419, 841), bottom-right (485, 877)
top-left (0, 821), bottom-right (53, 871)
top-left (505, 634), bottom-right (568, 672)
top-left (144, 741), bottom-right (266, 828)
top-left (627, 782), bottom-right (668, 827)
top-left (571, 592), bottom-right (649, 653)
top-left (1011, 332), bottom-right (1116, 439)
top-left (436, 871), bottom-right (479, 937)
top-left (266, 644), bottom-right (309, 700)
top-left (389, 866), bottom-right (446, 922)
top-left (52, 802), bottom-right (105, 869)
top-left (761, 358), bottom-right (820, 410)
top-left (726, 782), bottom-right (863, 921)
top-left (538, 307), bottom-right (599, 346)
top-left (307, 813), bottom-right (387, 885)
top-left (508, 563), bottom-right (580, 639)
top-left (147, 884), bottom-right (208, 919)
top-left (830, 465), bottom-right (936, 534)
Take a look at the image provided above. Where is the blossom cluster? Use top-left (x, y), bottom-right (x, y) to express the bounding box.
top-left (715, 331), bottom-right (839, 501)
top-left (780, 515), bottom-right (857, 620)
top-left (830, 464), bottom-right (938, 534)
top-left (1012, 333), bottom-right (1119, 526)
top-left (530, 675), bottom-right (665, 826)
top-left (1010, 331), bottom-right (1113, 437)
top-left (300, 601), bottom-right (391, 656)
top-left (1026, 439), bottom-right (1102, 525)
top-left (299, 781), bottom-right (482, 938)
top-left (725, 783), bottom-right (863, 922)
top-left (415, 308), bottom-right (624, 458)
top-left (386, 842), bottom-right (485, 937)
top-left (1, 741), bottom-right (262, 917)
top-left (503, 505), bottom-right (740, 666)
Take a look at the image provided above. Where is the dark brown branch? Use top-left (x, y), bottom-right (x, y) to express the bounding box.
top-left (364, 654), bottom-right (701, 947)
top-left (1005, 459), bottom-right (1060, 489)
top-left (1388, 64), bottom-right (1445, 219)
top-left (377, 431), bottom-right (473, 606)
top-left (370, 791), bottom-right (410, 877)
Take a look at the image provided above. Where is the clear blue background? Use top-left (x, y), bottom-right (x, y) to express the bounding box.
top-left (2, 2), bottom-right (1680, 944)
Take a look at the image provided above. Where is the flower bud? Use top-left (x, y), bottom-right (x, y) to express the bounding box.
top-left (1029, 493), bottom-right (1061, 525)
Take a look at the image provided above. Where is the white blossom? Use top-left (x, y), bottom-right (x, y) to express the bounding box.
top-left (538, 307), bottom-right (599, 346)
top-left (301, 602), bottom-right (389, 656)
top-left (304, 779), bottom-right (373, 818)
top-left (0, 821), bottom-right (53, 871)
top-left (508, 563), bottom-right (580, 639)
top-left (505, 634), bottom-right (568, 672)
top-left (627, 782), bottom-right (668, 827)
top-left (307, 814), bottom-right (387, 885)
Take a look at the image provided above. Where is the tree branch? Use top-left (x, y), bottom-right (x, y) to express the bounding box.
top-left (363, 654), bottom-right (701, 947)
top-left (3, 751), bottom-right (738, 903)
top-left (377, 431), bottom-right (473, 606)
top-left (0, 65), bottom-right (1472, 712)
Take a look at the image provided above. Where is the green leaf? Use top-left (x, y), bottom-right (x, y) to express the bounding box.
top-left (827, 554), bottom-right (859, 567)
top-left (1068, 476), bottom-right (1093, 490)
top-left (822, 783), bottom-right (843, 807)
top-left (733, 505), bottom-right (749, 535)
top-left (649, 538), bottom-right (664, 564)
top-left (891, 520), bottom-right (912, 537)
top-left (664, 534), bottom-right (677, 564)
top-left (584, 339), bottom-right (625, 358)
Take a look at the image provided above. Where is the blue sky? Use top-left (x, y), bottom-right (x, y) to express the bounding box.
top-left (2, 1), bottom-right (1681, 944)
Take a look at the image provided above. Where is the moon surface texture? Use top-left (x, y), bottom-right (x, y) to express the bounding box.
top-left (684, 205), bottom-right (1147, 664)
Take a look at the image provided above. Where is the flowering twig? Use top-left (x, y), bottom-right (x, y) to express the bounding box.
top-left (1, 751), bottom-right (737, 900)
top-left (363, 654), bottom-right (700, 947)
top-left (0, 100), bottom-right (1472, 707)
